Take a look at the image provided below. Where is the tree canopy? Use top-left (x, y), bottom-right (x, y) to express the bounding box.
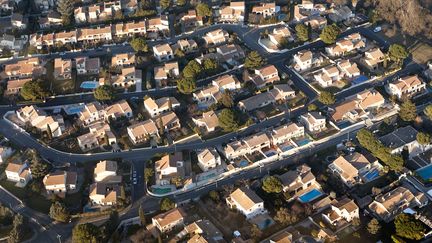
top-left (394, 213), bottom-right (425, 241)
top-left (295, 24), bottom-right (310, 42)
top-left (318, 91), bottom-right (335, 105)
top-left (196, 3), bottom-right (212, 17)
top-left (274, 207), bottom-right (299, 225)
top-left (244, 51), bottom-right (265, 70)
top-left (72, 223), bottom-right (101, 243)
top-left (159, 0), bottom-right (171, 9)
top-left (49, 201), bottom-right (70, 223)
top-left (183, 60), bottom-right (203, 79)
top-left (424, 104), bottom-right (432, 120)
top-left (262, 176), bottom-right (283, 193)
top-left (417, 132), bottom-right (431, 145)
top-left (130, 37), bottom-right (149, 52)
top-left (57, 0), bottom-right (73, 25)
top-left (218, 109), bottom-right (239, 132)
top-left (21, 80), bottom-right (49, 101)
top-left (220, 90), bottom-right (234, 108)
top-left (94, 85), bottom-right (115, 101)
top-left (388, 44), bottom-right (408, 64)
top-left (319, 25), bottom-right (341, 44)
top-left (399, 100), bottom-right (417, 122)
top-left (160, 198), bottom-right (175, 211)
top-left (177, 77), bottom-right (196, 94)
top-left (356, 128), bottom-right (404, 171)
top-left (367, 218), bottom-right (381, 235)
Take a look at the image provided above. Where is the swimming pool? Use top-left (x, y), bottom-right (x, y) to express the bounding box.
top-left (265, 150), bottom-right (277, 157)
top-left (238, 160), bottom-right (248, 167)
top-left (298, 189), bottom-right (323, 203)
top-left (152, 187), bottom-right (172, 194)
top-left (416, 164), bottom-right (432, 182)
top-left (363, 168), bottom-right (380, 182)
top-left (296, 138), bottom-right (311, 147)
top-left (352, 75), bottom-right (369, 85)
top-left (338, 120), bottom-right (352, 129)
top-left (80, 81), bottom-right (99, 89)
top-left (281, 145), bottom-right (294, 152)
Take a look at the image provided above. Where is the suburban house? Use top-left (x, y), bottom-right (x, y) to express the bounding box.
top-left (251, 3), bottom-right (279, 17)
top-left (184, 220), bottom-right (224, 242)
top-left (155, 152), bottom-right (185, 185)
top-left (271, 123), bottom-right (305, 145)
top-left (219, 1), bottom-right (245, 23)
top-left (250, 65), bottom-right (280, 88)
top-left (325, 33), bottom-right (365, 57)
top-left (152, 208), bottom-right (186, 233)
top-left (369, 186), bottom-right (428, 222)
top-left (146, 15), bottom-right (170, 33)
top-left (89, 183), bottom-right (119, 206)
top-left (153, 43), bottom-right (173, 62)
top-left (127, 120), bottom-right (159, 144)
top-left (322, 197), bottom-right (359, 227)
top-left (94, 160), bottom-right (119, 183)
top-left (43, 171), bottom-right (77, 195)
top-left (16, 105), bottom-right (65, 138)
top-left (226, 187), bottom-right (267, 219)
top-left (3, 57), bottom-right (45, 80)
top-left (39, 11), bottom-right (62, 29)
top-left (363, 48), bottom-right (385, 70)
top-left (197, 148), bottom-right (221, 172)
top-left (192, 110), bottom-right (220, 132)
top-left (79, 102), bottom-right (105, 126)
top-left (268, 27), bottom-right (293, 46)
top-left (11, 13), bottom-right (26, 29)
top-left (328, 152), bottom-right (379, 187)
top-left (330, 89), bottom-right (385, 122)
top-left (75, 57), bottom-right (100, 75)
top-left (174, 39), bottom-right (197, 53)
top-left (337, 59), bottom-right (360, 78)
top-left (109, 66), bottom-right (142, 88)
top-left (300, 112), bottom-right (326, 132)
top-left (304, 15), bottom-right (327, 30)
top-left (114, 21), bottom-right (146, 37)
top-left (154, 62), bottom-right (180, 87)
top-left (385, 75), bottom-right (426, 100)
top-left (74, 7), bottom-right (86, 23)
top-left (193, 85), bottom-right (222, 108)
top-left (179, 10), bottom-right (203, 30)
top-left (77, 26), bottom-right (113, 42)
top-left (238, 85), bottom-right (295, 112)
top-left (379, 126), bottom-right (428, 158)
top-left (212, 74), bottom-right (241, 91)
top-left (293, 50), bottom-right (313, 71)
top-left (0, 146), bottom-right (13, 163)
top-left (329, 5), bottom-right (354, 22)
top-left (144, 96), bottom-right (180, 118)
top-left (278, 165), bottom-right (321, 199)
top-left (104, 100), bottom-right (133, 120)
top-left (216, 44), bottom-right (245, 65)
top-left (314, 65), bottom-right (340, 88)
top-left (5, 162), bottom-right (32, 186)
top-left (111, 53), bottom-right (135, 67)
top-left (155, 111), bottom-right (181, 132)
top-left (203, 29), bottom-right (229, 45)
top-left (53, 58), bottom-right (72, 80)
top-left (223, 132), bottom-right (271, 159)
top-left (77, 123), bottom-right (117, 151)
top-left (5, 78), bottom-right (31, 96)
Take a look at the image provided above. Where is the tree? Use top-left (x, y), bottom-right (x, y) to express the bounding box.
top-left (57, 0), bottom-right (73, 25)
top-left (160, 198), bottom-right (175, 211)
top-left (388, 44), bottom-right (408, 64)
top-left (102, 211), bottom-right (119, 240)
top-left (202, 58), bottom-right (218, 73)
top-left (244, 51), bottom-right (265, 69)
top-left (144, 167), bottom-right (154, 183)
top-left (218, 109), bottom-right (239, 132)
top-left (114, 11), bottom-right (123, 20)
top-left (139, 205), bottom-right (146, 226)
top-left (130, 37), bottom-right (149, 52)
top-left (424, 104), bottom-right (432, 120)
top-left (177, 77), bottom-right (196, 94)
top-left (176, 0), bottom-right (186, 6)
top-left (160, 0), bottom-right (171, 10)
top-left (196, 3), bottom-right (212, 17)
top-left (417, 132), bottom-right (431, 145)
top-left (320, 24), bottom-right (341, 44)
top-left (7, 214), bottom-right (24, 243)
top-left (367, 218), bottom-right (381, 235)
top-left (72, 223), bottom-right (101, 243)
top-left (274, 207), bottom-right (298, 225)
top-left (394, 214), bottom-right (425, 241)
top-left (118, 185), bottom-right (127, 206)
top-left (49, 201), bottom-right (70, 223)
top-left (94, 85), bottom-right (115, 101)
top-left (183, 60), bottom-right (202, 79)
top-left (250, 224), bottom-right (262, 239)
top-left (21, 80), bottom-right (49, 101)
top-left (262, 176), bottom-right (283, 193)
top-left (220, 90), bottom-right (234, 108)
top-left (399, 100), bottom-right (417, 122)
top-left (295, 23), bottom-right (310, 42)
top-left (174, 48), bottom-right (185, 57)
top-left (308, 104), bottom-right (318, 111)
top-left (318, 91), bottom-right (335, 105)
top-left (29, 155), bottom-right (50, 180)
top-left (208, 190), bottom-right (220, 202)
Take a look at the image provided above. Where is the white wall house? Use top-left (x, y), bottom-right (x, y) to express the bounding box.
top-left (226, 187), bottom-right (267, 219)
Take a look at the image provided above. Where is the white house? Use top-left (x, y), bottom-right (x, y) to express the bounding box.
top-left (226, 187), bottom-right (267, 219)
top-left (153, 43), bottom-right (173, 62)
top-left (89, 183), bottom-right (119, 206)
top-left (385, 75), bottom-right (426, 100)
top-left (0, 146), bottom-right (13, 163)
top-left (300, 112), bottom-right (326, 132)
top-left (144, 96), bottom-right (180, 118)
top-left (94, 160), bottom-right (118, 182)
top-left (271, 123), bottom-right (305, 145)
top-left (322, 197), bottom-right (359, 226)
top-left (314, 65), bottom-right (340, 88)
top-left (43, 171), bottom-right (77, 195)
top-left (293, 50), bottom-right (313, 71)
top-left (203, 29), bottom-right (229, 45)
top-left (5, 162), bottom-right (32, 186)
top-left (152, 208), bottom-right (186, 233)
top-left (197, 148), bottom-right (221, 172)
top-left (379, 126), bottom-right (428, 158)
top-left (212, 74), bottom-right (241, 91)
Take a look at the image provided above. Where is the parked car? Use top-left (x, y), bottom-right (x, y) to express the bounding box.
top-left (374, 26), bottom-right (382, 33)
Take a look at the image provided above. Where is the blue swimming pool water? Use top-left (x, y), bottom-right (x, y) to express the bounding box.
top-left (298, 189), bottom-right (323, 203)
top-left (80, 81), bottom-right (99, 89)
top-left (153, 187), bottom-right (172, 194)
top-left (352, 75), bottom-right (369, 85)
top-left (297, 138), bottom-right (311, 147)
top-left (68, 107), bottom-right (83, 114)
top-left (239, 160), bottom-right (248, 167)
top-left (265, 150), bottom-right (277, 157)
top-left (338, 120), bottom-right (352, 129)
top-left (363, 168), bottom-right (380, 182)
top-left (281, 145), bottom-right (294, 152)
top-left (416, 164), bottom-right (432, 181)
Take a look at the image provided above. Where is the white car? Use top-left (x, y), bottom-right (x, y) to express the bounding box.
top-left (373, 26), bottom-right (382, 33)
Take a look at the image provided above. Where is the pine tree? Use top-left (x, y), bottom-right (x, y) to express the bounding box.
top-left (139, 205), bottom-right (146, 226)
top-left (57, 0), bottom-right (74, 25)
